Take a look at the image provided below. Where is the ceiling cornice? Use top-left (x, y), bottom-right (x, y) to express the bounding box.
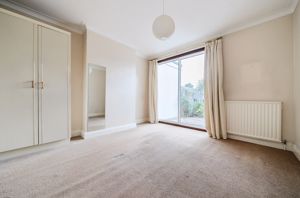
top-left (150, 0), bottom-right (299, 60)
top-left (0, 0), bottom-right (298, 59)
top-left (0, 0), bottom-right (84, 34)
top-left (86, 26), bottom-right (137, 51)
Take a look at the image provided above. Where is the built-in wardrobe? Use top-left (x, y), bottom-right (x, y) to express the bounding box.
top-left (0, 8), bottom-right (70, 152)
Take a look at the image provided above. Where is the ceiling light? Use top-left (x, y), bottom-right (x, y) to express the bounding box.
top-left (152, 0), bottom-right (175, 40)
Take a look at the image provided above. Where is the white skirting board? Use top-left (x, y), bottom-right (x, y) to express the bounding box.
top-left (289, 143), bottom-right (300, 161)
top-left (0, 140), bottom-right (70, 162)
top-left (83, 123), bottom-right (137, 139)
top-left (228, 134), bottom-right (285, 150)
top-left (1, 123), bottom-right (137, 161)
top-left (228, 133), bottom-right (300, 161)
top-left (72, 121), bottom-right (145, 138)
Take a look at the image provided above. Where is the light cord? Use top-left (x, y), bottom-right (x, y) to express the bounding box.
top-left (163, 0), bottom-right (165, 15)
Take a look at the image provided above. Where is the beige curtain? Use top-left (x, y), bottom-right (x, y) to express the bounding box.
top-left (204, 39), bottom-right (227, 139)
top-left (148, 60), bottom-right (158, 123)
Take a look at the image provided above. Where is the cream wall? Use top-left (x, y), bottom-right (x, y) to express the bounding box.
top-left (293, 3), bottom-right (300, 151)
top-left (85, 30), bottom-right (136, 128)
top-left (71, 32), bottom-right (84, 136)
top-left (136, 57), bottom-right (149, 123)
top-left (223, 15), bottom-right (295, 142)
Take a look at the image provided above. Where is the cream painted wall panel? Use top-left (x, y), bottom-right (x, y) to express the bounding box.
top-left (136, 57), bottom-right (149, 123)
top-left (71, 32), bottom-right (84, 135)
top-left (293, 3), bottom-right (300, 148)
top-left (223, 15), bottom-right (294, 142)
top-left (86, 30), bottom-right (136, 128)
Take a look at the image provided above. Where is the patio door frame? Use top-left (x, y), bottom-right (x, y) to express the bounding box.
top-left (177, 60), bottom-right (182, 125)
top-left (158, 48), bottom-right (206, 132)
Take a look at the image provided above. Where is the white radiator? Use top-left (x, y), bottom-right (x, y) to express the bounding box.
top-left (225, 101), bottom-right (282, 142)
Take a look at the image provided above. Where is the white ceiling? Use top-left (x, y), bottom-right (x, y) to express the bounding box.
top-left (9, 0), bottom-right (299, 58)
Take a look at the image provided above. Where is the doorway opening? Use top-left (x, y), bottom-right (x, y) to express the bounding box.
top-left (157, 51), bottom-right (205, 130)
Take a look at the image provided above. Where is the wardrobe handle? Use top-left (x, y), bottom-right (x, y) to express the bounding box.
top-left (38, 81), bottom-right (44, 89)
top-left (24, 81), bottom-right (35, 88)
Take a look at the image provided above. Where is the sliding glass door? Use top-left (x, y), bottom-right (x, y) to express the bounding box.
top-left (158, 52), bottom-right (205, 129)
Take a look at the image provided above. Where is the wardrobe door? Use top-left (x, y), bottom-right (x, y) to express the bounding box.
top-left (39, 26), bottom-right (70, 144)
top-left (0, 12), bottom-right (38, 152)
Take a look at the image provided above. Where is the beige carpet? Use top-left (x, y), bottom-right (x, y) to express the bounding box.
top-left (0, 124), bottom-right (300, 198)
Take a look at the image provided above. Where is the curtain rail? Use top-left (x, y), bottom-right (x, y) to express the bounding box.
top-left (157, 47), bottom-right (205, 64)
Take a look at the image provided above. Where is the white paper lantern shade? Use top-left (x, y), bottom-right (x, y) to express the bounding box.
top-left (152, 15), bottom-right (175, 40)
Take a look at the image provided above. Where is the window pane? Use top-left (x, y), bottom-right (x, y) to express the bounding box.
top-left (158, 61), bottom-right (179, 122)
top-left (180, 54), bottom-right (205, 128)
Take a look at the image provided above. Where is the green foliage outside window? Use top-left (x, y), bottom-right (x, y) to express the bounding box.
top-left (181, 80), bottom-right (204, 118)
